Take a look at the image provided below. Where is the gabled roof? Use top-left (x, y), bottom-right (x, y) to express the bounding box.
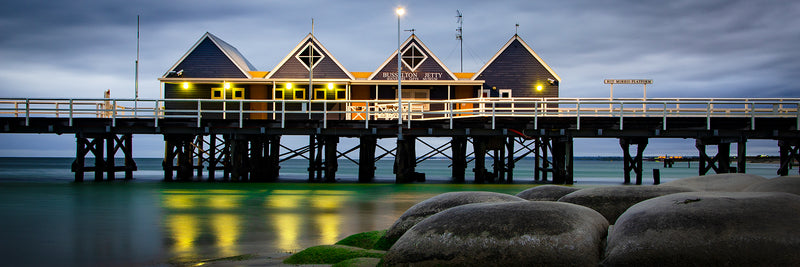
top-left (368, 34), bottom-right (457, 81)
top-left (163, 32), bottom-right (256, 79)
top-left (265, 34), bottom-right (355, 80)
top-left (472, 35), bottom-right (560, 81)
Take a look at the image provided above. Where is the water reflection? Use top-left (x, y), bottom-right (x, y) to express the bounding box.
top-left (160, 186), bottom-right (356, 259)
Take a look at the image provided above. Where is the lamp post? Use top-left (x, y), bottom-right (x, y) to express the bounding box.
top-left (396, 7), bottom-right (405, 140)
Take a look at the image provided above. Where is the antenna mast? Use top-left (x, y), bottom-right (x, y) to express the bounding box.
top-left (135, 15), bottom-right (140, 115)
top-left (456, 10), bottom-right (463, 72)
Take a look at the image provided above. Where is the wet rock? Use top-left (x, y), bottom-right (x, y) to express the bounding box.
top-left (380, 191), bottom-right (524, 248)
top-left (383, 201), bottom-right (609, 266)
top-left (515, 185), bottom-right (580, 201)
top-left (603, 192), bottom-right (800, 266)
top-left (558, 185), bottom-right (692, 223)
top-left (744, 176), bottom-right (800, 196)
top-left (658, 173), bottom-right (766, 192)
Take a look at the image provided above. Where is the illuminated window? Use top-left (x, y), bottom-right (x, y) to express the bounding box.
top-left (294, 89), bottom-right (305, 100)
top-left (401, 44), bottom-right (427, 71)
top-left (296, 43), bottom-right (324, 70)
top-left (211, 88), bottom-right (223, 99)
top-left (315, 89), bottom-right (326, 100)
top-left (232, 88), bottom-right (244, 99)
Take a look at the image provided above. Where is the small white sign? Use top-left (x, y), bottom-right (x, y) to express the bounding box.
top-left (604, 79), bottom-right (653, 84)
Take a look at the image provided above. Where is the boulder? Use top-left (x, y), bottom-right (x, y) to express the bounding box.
top-left (558, 185), bottom-right (692, 223)
top-left (383, 201), bottom-right (609, 266)
top-left (381, 191), bottom-right (524, 248)
top-left (515, 185), bottom-right (580, 201)
top-left (658, 173), bottom-right (766, 192)
top-left (744, 176), bottom-right (800, 196)
top-left (603, 192), bottom-right (800, 266)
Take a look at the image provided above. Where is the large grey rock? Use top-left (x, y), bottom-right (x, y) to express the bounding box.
top-left (744, 176), bottom-right (800, 196)
top-left (382, 191), bottom-right (524, 246)
top-left (516, 185), bottom-right (580, 201)
top-left (659, 173), bottom-right (766, 192)
top-left (557, 185), bottom-right (692, 223)
top-left (383, 201), bottom-right (609, 266)
top-left (603, 192), bottom-right (800, 266)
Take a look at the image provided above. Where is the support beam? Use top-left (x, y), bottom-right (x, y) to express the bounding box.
top-left (451, 136), bottom-right (467, 183)
top-left (395, 136), bottom-right (419, 183)
top-left (324, 136), bottom-right (339, 182)
top-left (696, 138), bottom-right (733, 176)
top-left (359, 135), bottom-right (377, 183)
top-left (778, 139), bottom-right (800, 176)
top-left (472, 136), bottom-right (488, 183)
top-left (737, 137), bottom-right (747, 173)
top-left (620, 137), bottom-right (648, 185)
top-left (551, 137), bottom-right (573, 185)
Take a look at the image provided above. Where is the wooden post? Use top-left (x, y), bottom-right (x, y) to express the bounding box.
top-left (473, 136), bottom-right (487, 184)
top-left (737, 137), bottom-right (747, 173)
top-left (450, 136), bottom-right (467, 183)
top-left (208, 134), bottom-right (217, 182)
top-left (309, 134), bottom-right (316, 182)
top-left (358, 135), bottom-right (377, 183)
top-left (324, 136), bottom-right (339, 182)
top-left (620, 137), bottom-right (648, 185)
top-left (268, 135), bottom-right (281, 181)
top-left (73, 134), bottom-right (86, 182)
top-left (506, 136), bottom-right (515, 183)
top-left (394, 136), bottom-right (417, 183)
top-left (94, 137), bottom-right (104, 181)
top-left (106, 134), bottom-right (116, 181)
top-left (123, 134), bottom-right (135, 180)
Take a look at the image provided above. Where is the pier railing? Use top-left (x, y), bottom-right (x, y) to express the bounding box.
top-left (1, 97), bottom-right (798, 130)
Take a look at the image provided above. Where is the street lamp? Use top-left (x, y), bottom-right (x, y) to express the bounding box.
top-left (396, 7), bottom-right (405, 140)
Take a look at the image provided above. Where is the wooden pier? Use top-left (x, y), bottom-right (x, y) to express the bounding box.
top-left (1, 97), bottom-right (799, 184)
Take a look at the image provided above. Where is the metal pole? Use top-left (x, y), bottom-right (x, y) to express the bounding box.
top-left (397, 10), bottom-right (403, 140)
top-left (135, 15), bottom-right (139, 118)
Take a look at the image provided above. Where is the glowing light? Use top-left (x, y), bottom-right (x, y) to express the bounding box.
top-left (182, 82), bottom-right (189, 89)
top-left (396, 7), bottom-right (405, 16)
top-left (164, 194), bottom-right (196, 209)
top-left (224, 82), bottom-right (231, 89)
top-left (267, 194), bottom-right (305, 209)
top-left (327, 83), bottom-right (334, 90)
top-left (208, 195), bottom-right (243, 209)
top-left (286, 83), bottom-right (293, 89)
top-left (536, 85), bottom-right (543, 91)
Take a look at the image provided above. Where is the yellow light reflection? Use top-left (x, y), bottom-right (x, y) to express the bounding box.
top-left (163, 194), bottom-right (196, 209)
top-left (311, 194), bottom-right (349, 210)
top-left (167, 214), bottom-right (199, 254)
top-left (273, 213), bottom-right (301, 252)
top-left (267, 194), bottom-right (305, 209)
top-left (212, 213), bottom-right (240, 257)
top-left (536, 84), bottom-right (543, 91)
top-left (207, 195), bottom-right (244, 209)
top-left (316, 212), bottom-right (342, 245)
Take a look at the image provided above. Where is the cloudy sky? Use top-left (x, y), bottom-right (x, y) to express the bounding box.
top-left (1, 0), bottom-right (799, 157)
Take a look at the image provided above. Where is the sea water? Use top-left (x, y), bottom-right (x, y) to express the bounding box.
top-left (0, 157), bottom-right (782, 266)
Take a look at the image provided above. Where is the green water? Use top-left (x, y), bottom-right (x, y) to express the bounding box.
top-left (0, 182), bottom-right (541, 266)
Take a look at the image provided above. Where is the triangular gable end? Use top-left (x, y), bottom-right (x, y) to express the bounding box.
top-left (368, 34), bottom-right (457, 81)
top-left (472, 35), bottom-right (560, 81)
top-left (265, 34), bottom-right (354, 80)
top-left (163, 32), bottom-right (253, 79)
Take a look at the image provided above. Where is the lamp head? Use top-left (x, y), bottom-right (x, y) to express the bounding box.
top-left (396, 8), bottom-right (405, 16)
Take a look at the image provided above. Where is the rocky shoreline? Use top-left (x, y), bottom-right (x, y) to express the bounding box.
top-left (282, 174), bottom-right (800, 266)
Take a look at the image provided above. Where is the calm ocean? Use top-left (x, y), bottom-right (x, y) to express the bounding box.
top-left (0, 157), bottom-right (782, 266)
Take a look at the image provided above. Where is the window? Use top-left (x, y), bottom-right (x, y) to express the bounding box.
top-left (274, 89), bottom-right (284, 100)
top-left (481, 89), bottom-right (491, 98)
top-left (294, 89), bottom-right (305, 100)
top-left (211, 88), bottom-right (223, 99)
top-left (296, 43), bottom-right (324, 70)
top-left (232, 88), bottom-right (244, 99)
top-left (499, 89), bottom-right (512, 98)
top-left (401, 44), bottom-right (427, 71)
top-left (315, 89), bottom-right (326, 100)
top-left (335, 89), bottom-right (346, 100)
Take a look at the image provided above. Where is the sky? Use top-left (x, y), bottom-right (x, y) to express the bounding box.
top-left (0, 0), bottom-right (799, 157)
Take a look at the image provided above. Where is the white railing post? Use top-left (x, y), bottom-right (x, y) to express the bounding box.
top-left (662, 102), bottom-right (667, 130)
top-left (69, 99), bottom-right (74, 127)
top-left (112, 99), bottom-right (117, 127)
top-left (576, 100), bottom-right (581, 130)
top-left (449, 102), bottom-right (453, 130)
top-left (534, 100), bottom-right (539, 130)
top-left (365, 101), bottom-right (370, 129)
top-left (197, 100), bottom-right (202, 128)
top-left (751, 103), bottom-right (756, 130)
top-left (239, 100), bottom-right (243, 128)
top-left (324, 100), bottom-right (328, 129)
top-left (619, 102), bottom-right (623, 130)
top-left (25, 99), bottom-right (30, 126)
top-left (281, 101), bottom-right (285, 129)
top-left (706, 101), bottom-right (712, 130)
top-left (492, 101), bottom-right (496, 130)
top-left (155, 100), bottom-right (160, 128)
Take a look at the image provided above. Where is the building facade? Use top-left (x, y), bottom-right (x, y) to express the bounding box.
top-left (158, 32), bottom-right (560, 120)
